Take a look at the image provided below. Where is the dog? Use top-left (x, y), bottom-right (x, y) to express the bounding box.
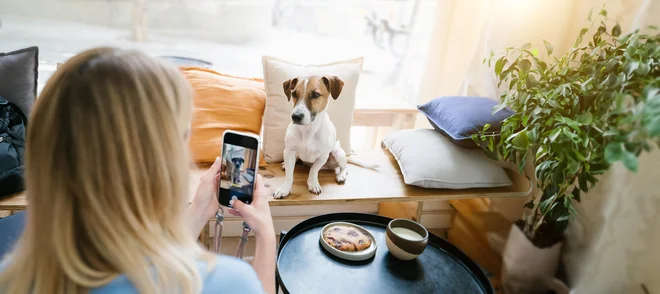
top-left (273, 76), bottom-right (378, 199)
top-left (231, 157), bottom-right (245, 184)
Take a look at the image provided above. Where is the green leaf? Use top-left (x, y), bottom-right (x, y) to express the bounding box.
top-left (612, 23), bottom-right (622, 37)
top-left (548, 99), bottom-right (561, 109)
top-left (527, 127), bottom-right (538, 143)
top-left (518, 153), bottom-right (528, 174)
top-left (567, 158), bottom-right (580, 175)
top-left (540, 193), bottom-right (557, 214)
top-left (509, 78), bottom-right (518, 91)
top-left (557, 214), bottom-right (571, 222)
top-left (577, 112), bottom-right (593, 124)
top-left (599, 8), bottom-right (607, 17)
top-left (471, 134), bottom-right (479, 145)
top-left (488, 137), bottom-right (494, 152)
top-left (625, 61), bottom-right (639, 76)
top-left (495, 57), bottom-right (505, 76)
top-left (543, 39), bottom-right (554, 56)
top-left (492, 104), bottom-right (507, 115)
top-left (604, 142), bottom-right (624, 163)
top-left (575, 28), bottom-right (589, 46)
top-left (644, 86), bottom-right (659, 102)
top-left (574, 149), bottom-right (587, 161)
top-left (605, 73), bottom-right (618, 88)
top-left (637, 61), bottom-right (651, 75)
top-left (526, 75), bottom-right (538, 87)
top-left (549, 128), bottom-right (561, 142)
top-left (521, 42), bottom-right (531, 50)
top-left (622, 149), bottom-right (639, 172)
top-left (579, 174), bottom-right (589, 192)
top-left (587, 8), bottom-right (594, 21)
top-left (483, 123), bottom-right (491, 132)
top-left (511, 131), bottom-right (529, 149)
top-left (531, 48), bottom-right (539, 57)
top-left (570, 187), bottom-right (581, 202)
top-left (519, 59), bottom-right (532, 71)
top-left (617, 72), bottom-right (626, 85)
top-left (647, 117), bottom-right (660, 137)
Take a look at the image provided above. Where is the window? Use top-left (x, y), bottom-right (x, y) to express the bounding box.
top-left (0, 0), bottom-right (437, 147)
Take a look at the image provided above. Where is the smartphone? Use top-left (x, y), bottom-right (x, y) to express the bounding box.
top-left (218, 130), bottom-right (260, 208)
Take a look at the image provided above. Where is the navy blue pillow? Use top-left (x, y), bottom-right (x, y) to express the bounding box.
top-left (417, 96), bottom-right (514, 148)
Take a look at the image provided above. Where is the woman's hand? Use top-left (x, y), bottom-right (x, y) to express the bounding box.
top-left (228, 174), bottom-right (275, 238)
top-left (187, 157), bottom-right (222, 237)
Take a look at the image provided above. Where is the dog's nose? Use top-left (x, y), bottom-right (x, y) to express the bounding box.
top-left (291, 113), bottom-right (304, 123)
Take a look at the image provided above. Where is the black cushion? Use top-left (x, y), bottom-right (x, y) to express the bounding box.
top-left (0, 211), bottom-right (25, 258)
top-left (0, 47), bottom-right (39, 116)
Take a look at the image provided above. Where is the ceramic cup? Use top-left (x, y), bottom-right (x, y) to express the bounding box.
top-left (385, 218), bottom-right (429, 260)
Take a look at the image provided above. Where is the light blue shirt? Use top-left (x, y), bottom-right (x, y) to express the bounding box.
top-left (94, 255), bottom-right (264, 294)
top-left (0, 255), bottom-right (263, 293)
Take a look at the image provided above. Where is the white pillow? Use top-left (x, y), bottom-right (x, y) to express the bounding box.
top-left (261, 56), bottom-right (363, 163)
top-left (382, 129), bottom-right (512, 189)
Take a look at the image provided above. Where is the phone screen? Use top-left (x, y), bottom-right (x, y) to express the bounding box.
top-left (218, 132), bottom-right (259, 207)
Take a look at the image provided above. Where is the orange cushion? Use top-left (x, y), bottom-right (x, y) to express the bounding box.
top-left (181, 67), bottom-right (266, 166)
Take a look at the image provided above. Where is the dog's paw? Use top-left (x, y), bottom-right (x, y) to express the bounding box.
top-left (273, 185), bottom-right (291, 199)
top-left (336, 168), bottom-right (348, 183)
top-left (307, 179), bottom-right (322, 195)
top-left (281, 162), bottom-right (285, 170)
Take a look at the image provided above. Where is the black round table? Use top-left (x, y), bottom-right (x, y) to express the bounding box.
top-left (276, 213), bottom-right (493, 294)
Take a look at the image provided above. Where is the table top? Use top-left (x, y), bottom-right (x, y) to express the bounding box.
top-left (276, 213), bottom-right (492, 294)
top-left (260, 148), bottom-right (532, 206)
top-left (0, 149), bottom-right (532, 210)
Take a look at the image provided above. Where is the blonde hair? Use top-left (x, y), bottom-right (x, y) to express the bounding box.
top-left (0, 48), bottom-right (211, 293)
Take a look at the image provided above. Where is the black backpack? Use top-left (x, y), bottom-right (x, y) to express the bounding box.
top-left (0, 96), bottom-right (27, 197)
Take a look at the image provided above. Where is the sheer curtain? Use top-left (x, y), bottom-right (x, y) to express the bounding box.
top-left (418, 0), bottom-right (660, 291)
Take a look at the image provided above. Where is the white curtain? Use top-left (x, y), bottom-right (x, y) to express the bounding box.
top-left (418, 0), bottom-right (660, 291)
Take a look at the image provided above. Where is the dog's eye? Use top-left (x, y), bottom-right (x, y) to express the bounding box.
top-left (311, 92), bottom-right (320, 98)
top-left (292, 91), bottom-right (298, 98)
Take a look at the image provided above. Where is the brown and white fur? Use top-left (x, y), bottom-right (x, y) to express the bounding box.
top-left (273, 76), bottom-right (377, 199)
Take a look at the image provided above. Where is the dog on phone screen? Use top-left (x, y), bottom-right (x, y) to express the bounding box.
top-left (231, 157), bottom-right (244, 184)
top-left (273, 76), bottom-right (378, 199)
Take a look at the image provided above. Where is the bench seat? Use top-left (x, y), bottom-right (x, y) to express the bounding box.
top-left (2, 149), bottom-right (531, 212)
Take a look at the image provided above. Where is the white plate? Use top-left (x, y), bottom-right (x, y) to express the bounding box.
top-left (319, 222), bottom-right (377, 261)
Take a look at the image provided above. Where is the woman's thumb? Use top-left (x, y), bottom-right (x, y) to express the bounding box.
top-left (230, 198), bottom-right (252, 214)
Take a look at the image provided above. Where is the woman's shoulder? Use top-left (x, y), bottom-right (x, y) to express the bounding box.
top-left (92, 255), bottom-right (263, 294)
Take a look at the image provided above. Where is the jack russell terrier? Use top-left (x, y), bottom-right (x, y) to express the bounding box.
top-left (231, 157), bottom-right (245, 185)
top-left (273, 76), bottom-right (378, 199)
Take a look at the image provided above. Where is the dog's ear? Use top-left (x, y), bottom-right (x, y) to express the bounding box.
top-left (322, 76), bottom-right (344, 100)
top-left (283, 78), bottom-right (299, 101)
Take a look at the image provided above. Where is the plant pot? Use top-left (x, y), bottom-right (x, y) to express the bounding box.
top-left (501, 224), bottom-right (569, 294)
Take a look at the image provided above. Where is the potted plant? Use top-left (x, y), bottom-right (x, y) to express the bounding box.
top-left (473, 9), bottom-right (660, 293)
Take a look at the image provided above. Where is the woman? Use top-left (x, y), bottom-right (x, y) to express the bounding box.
top-left (0, 48), bottom-right (276, 294)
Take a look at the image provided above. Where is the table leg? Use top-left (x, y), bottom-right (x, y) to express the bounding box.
top-left (404, 113), bottom-right (416, 129)
top-left (391, 113), bottom-right (406, 131)
top-left (370, 126), bottom-right (380, 148)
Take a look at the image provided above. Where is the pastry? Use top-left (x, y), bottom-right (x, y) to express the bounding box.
top-left (323, 225), bottom-right (372, 251)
